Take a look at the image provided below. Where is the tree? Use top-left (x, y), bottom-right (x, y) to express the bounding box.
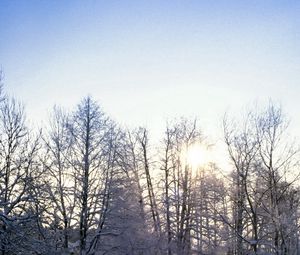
top-left (223, 104), bottom-right (300, 255)
top-left (138, 128), bottom-right (161, 236)
top-left (0, 97), bottom-right (41, 254)
top-left (223, 112), bottom-right (260, 254)
top-left (256, 104), bottom-right (300, 254)
top-left (159, 118), bottom-right (203, 254)
top-left (41, 107), bottom-right (76, 251)
top-left (67, 97), bottom-right (114, 255)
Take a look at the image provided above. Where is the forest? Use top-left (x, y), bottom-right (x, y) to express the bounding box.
top-left (0, 79), bottom-right (299, 255)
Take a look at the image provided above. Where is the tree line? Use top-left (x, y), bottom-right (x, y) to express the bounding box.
top-left (0, 84), bottom-right (299, 254)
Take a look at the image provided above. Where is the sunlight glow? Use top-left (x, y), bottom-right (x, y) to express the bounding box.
top-left (185, 144), bottom-right (211, 169)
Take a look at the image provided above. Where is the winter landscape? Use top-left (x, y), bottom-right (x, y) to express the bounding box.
top-left (0, 1), bottom-right (299, 254)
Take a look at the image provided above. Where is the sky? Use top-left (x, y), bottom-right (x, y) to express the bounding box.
top-left (0, 0), bottom-right (299, 167)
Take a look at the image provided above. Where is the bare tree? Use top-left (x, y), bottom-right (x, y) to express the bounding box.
top-left (256, 104), bottom-right (300, 254)
top-left (160, 125), bottom-right (177, 255)
top-left (0, 97), bottom-right (41, 254)
top-left (158, 118), bottom-right (203, 254)
top-left (137, 128), bottom-right (161, 236)
top-left (223, 112), bottom-right (260, 254)
top-left (223, 104), bottom-right (300, 255)
top-left (41, 106), bottom-right (76, 251)
top-left (67, 97), bottom-right (114, 255)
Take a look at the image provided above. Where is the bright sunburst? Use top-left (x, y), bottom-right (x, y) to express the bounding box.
top-left (185, 144), bottom-right (210, 169)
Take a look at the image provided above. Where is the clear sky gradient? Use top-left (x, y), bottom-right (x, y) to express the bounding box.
top-left (1, 1), bottom-right (299, 151)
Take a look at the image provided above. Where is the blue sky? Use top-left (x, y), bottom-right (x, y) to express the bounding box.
top-left (0, 0), bottom-right (299, 148)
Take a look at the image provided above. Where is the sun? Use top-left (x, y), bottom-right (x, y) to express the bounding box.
top-left (185, 144), bottom-right (210, 169)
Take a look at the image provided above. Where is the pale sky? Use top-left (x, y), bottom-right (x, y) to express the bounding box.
top-left (0, 1), bottom-right (299, 165)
